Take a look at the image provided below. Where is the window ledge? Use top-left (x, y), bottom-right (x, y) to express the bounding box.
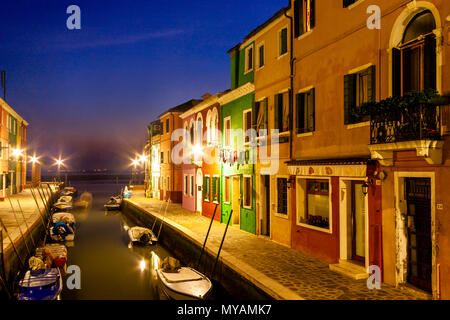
top-left (244, 68), bottom-right (253, 75)
top-left (243, 205), bottom-right (252, 210)
top-left (297, 222), bottom-right (332, 234)
top-left (256, 65), bottom-right (265, 72)
top-left (224, 201), bottom-right (231, 205)
top-left (296, 132), bottom-right (314, 138)
top-left (346, 121), bottom-right (370, 130)
top-left (347, 0), bottom-right (365, 10)
top-left (296, 30), bottom-right (313, 41)
top-left (277, 131), bottom-right (290, 137)
top-left (277, 52), bottom-right (289, 60)
top-left (274, 213), bottom-right (289, 219)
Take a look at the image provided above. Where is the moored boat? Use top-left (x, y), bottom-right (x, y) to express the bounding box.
top-left (127, 226), bottom-right (157, 245)
top-left (104, 196), bottom-right (122, 210)
top-left (17, 268), bottom-right (63, 300)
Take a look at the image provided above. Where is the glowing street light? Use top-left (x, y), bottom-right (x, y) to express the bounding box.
top-left (131, 159), bottom-right (139, 168)
top-left (56, 159), bottom-right (64, 167)
top-left (29, 156), bottom-right (39, 164)
top-left (12, 148), bottom-right (23, 158)
top-left (139, 155), bottom-right (146, 163)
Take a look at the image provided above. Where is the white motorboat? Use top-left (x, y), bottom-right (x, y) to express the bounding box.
top-left (127, 226), bottom-right (157, 245)
top-left (58, 196), bottom-right (72, 204)
top-left (52, 212), bottom-right (76, 227)
top-left (52, 201), bottom-right (73, 211)
top-left (104, 196), bottom-right (122, 210)
top-left (157, 267), bottom-right (212, 300)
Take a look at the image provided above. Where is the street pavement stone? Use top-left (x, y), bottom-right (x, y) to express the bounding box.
top-left (128, 191), bottom-right (432, 300)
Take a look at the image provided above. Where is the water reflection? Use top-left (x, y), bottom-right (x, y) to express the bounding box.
top-left (60, 182), bottom-right (174, 300)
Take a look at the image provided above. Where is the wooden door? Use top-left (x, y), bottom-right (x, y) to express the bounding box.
top-left (352, 181), bottom-right (366, 263)
top-left (232, 176), bottom-right (240, 226)
top-left (406, 178), bottom-right (432, 292)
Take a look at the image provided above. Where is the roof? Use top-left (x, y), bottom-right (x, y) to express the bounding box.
top-left (227, 5), bottom-right (290, 53)
top-left (158, 99), bottom-right (203, 118)
top-left (0, 98), bottom-right (29, 126)
top-left (180, 89), bottom-right (231, 119)
top-left (286, 157), bottom-right (375, 166)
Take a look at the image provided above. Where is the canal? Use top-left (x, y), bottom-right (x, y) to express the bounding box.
top-left (60, 181), bottom-right (173, 300)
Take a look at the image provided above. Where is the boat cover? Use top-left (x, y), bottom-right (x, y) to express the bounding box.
top-left (130, 227), bottom-right (151, 241)
top-left (160, 268), bottom-right (203, 283)
top-left (19, 269), bottom-right (60, 288)
top-left (52, 213), bottom-right (76, 225)
top-left (58, 196), bottom-right (72, 203)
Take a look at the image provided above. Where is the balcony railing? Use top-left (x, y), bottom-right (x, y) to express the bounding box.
top-left (370, 103), bottom-right (449, 145)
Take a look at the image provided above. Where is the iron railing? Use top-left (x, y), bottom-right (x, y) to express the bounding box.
top-left (370, 103), bottom-right (449, 144)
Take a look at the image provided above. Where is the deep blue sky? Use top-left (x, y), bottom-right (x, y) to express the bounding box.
top-left (0, 0), bottom-right (287, 172)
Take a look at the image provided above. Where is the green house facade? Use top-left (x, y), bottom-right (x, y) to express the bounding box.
top-left (219, 44), bottom-right (256, 235)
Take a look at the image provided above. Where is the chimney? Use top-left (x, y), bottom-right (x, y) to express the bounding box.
top-left (202, 93), bottom-right (212, 100)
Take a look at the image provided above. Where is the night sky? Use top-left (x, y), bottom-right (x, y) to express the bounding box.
top-left (0, 0), bottom-right (287, 173)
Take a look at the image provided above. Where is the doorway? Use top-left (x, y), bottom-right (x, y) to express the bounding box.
top-left (232, 176), bottom-right (240, 227)
top-left (260, 175), bottom-right (270, 236)
top-left (196, 169), bottom-right (203, 214)
top-left (351, 181), bottom-right (366, 263)
top-left (406, 178), bottom-right (432, 292)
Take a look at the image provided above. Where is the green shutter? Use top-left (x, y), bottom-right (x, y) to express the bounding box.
top-left (252, 101), bottom-right (258, 129)
top-left (310, 0), bottom-right (316, 29)
top-left (344, 74), bottom-right (357, 124)
top-left (424, 35), bottom-right (437, 91)
top-left (281, 29), bottom-right (288, 54)
top-left (308, 88), bottom-right (315, 132)
top-left (392, 48), bottom-right (401, 96)
top-left (274, 94), bottom-right (279, 131)
top-left (294, 0), bottom-right (300, 37)
top-left (367, 65), bottom-right (376, 103)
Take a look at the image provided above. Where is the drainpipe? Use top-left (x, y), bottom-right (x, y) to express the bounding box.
top-left (284, 10), bottom-right (296, 163)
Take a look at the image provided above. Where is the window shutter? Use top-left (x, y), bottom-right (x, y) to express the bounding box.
top-left (252, 101), bottom-right (258, 129)
top-left (424, 35), bottom-right (437, 91)
top-left (264, 98), bottom-right (269, 130)
top-left (203, 177), bottom-right (207, 199)
top-left (296, 93), bottom-right (305, 134)
top-left (392, 48), bottom-right (401, 96)
top-left (344, 74), bottom-right (357, 124)
top-left (310, 0), bottom-right (315, 29)
top-left (294, 0), bottom-right (300, 38)
top-left (308, 88), bottom-right (315, 132)
top-left (298, 0), bottom-right (304, 36)
top-left (367, 65), bottom-right (376, 103)
top-left (274, 94), bottom-right (279, 131)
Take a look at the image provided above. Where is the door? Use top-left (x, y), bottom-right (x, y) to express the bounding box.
top-left (232, 176), bottom-right (240, 226)
top-left (406, 178), bottom-right (432, 292)
top-left (351, 181), bottom-right (366, 263)
top-left (196, 169), bottom-right (203, 214)
top-left (260, 175), bottom-right (270, 236)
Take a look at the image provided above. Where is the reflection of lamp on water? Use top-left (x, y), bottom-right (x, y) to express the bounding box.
top-left (139, 259), bottom-right (146, 272)
top-left (151, 251), bottom-right (160, 271)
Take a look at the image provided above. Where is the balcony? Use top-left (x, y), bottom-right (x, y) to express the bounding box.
top-left (358, 91), bottom-right (450, 166)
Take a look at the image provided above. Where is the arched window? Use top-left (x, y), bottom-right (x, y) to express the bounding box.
top-left (189, 119), bottom-right (195, 146)
top-left (393, 10), bottom-right (436, 95)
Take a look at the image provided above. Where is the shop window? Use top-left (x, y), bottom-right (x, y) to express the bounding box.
top-left (297, 179), bottom-right (330, 231)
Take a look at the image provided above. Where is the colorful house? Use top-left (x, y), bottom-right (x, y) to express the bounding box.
top-left (219, 43), bottom-right (256, 235)
top-left (180, 92), bottom-right (226, 218)
top-left (159, 99), bottom-right (202, 203)
top-left (0, 98), bottom-right (28, 198)
top-left (144, 120), bottom-right (161, 199)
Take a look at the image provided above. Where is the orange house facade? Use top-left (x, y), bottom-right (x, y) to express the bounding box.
top-left (286, 0), bottom-right (450, 299)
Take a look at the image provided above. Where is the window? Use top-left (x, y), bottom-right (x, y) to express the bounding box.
top-left (393, 11), bottom-right (436, 96)
top-left (344, 66), bottom-right (375, 124)
top-left (296, 88), bottom-right (315, 134)
top-left (245, 45), bottom-right (254, 73)
top-left (297, 179), bottom-right (330, 230)
top-left (243, 109), bottom-right (252, 144)
top-left (254, 98), bottom-right (268, 135)
top-left (203, 175), bottom-right (210, 201)
top-left (343, 0), bottom-right (357, 8)
top-left (212, 176), bottom-right (220, 203)
top-left (160, 152), bottom-right (164, 164)
top-left (184, 175), bottom-right (188, 196)
top-left (0, 142), bottom-right (2, 159)
top-left (190, 175), bottom-right (194, 197)
top-left (279, 28), bottom-right (288, 56)
top-left (166, 119), bottom-right (169, 133)
top-left (257, 44), bottom-right (265, 68)
top-left (190, 121), bottom-right (195, 145)
top-left (167, 177), bottom-right (170, 191)
top-left (294, 0), bottom-right (315, 37)
top-left (274, 92), bottom-right (290, 133)
top-left (276, 178), bottom-right (288, 215)
top-left (243, 176), bottom-right (252, 209)
top-left (224, 117), bottom-right (231, 147)
top-left (224, 176), bottom-right (231, 203)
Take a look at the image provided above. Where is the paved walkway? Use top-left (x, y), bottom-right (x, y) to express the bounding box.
top-left (127, 191), bottom-right (432, 300)
top-left (0, 185), bottom-right (55, 254)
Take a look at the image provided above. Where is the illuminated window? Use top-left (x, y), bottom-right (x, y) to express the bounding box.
top-left (243, 176), bottom-right (252, 209)
top-left (224, 176), bottom-right (231, 203)
top-left (294, 0), bottom-right (315, 37)
top-left (296, 179), bottom-right (330, 230)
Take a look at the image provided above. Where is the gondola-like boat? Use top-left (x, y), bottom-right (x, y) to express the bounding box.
top-left (17, 268), bottom-right (63, 300)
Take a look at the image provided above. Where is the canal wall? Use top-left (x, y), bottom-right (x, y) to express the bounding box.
top-left (0, 187), bottom-right (58, 298)
top-left (122, 200), bottom-right (275, 300)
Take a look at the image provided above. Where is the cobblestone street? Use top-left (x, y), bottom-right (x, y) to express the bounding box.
top-left (128, 191), bottom-right (432, 300)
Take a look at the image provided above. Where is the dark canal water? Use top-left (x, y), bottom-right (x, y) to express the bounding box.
top-left (60, 181), bottom-right (173, 300)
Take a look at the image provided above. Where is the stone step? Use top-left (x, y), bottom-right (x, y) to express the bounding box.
top-left (329, 260), bottom-right (369, 280)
